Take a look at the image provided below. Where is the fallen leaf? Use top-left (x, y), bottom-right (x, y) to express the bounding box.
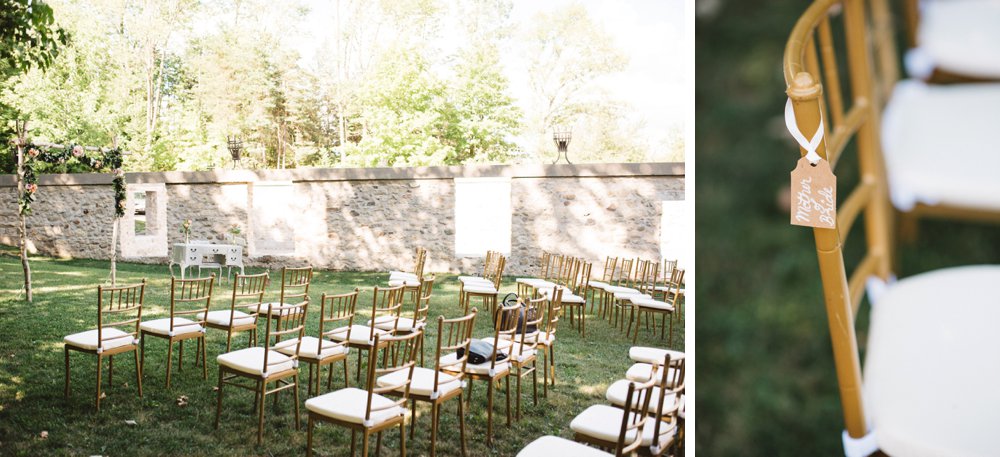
top-left (39, 431), bottom-right (48, 440)
top-left (99, 392), bottom-right (107, 399)
top-left (125, 420), bottom-right (137, 426)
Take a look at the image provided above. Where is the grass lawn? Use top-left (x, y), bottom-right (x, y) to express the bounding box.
top-left (0, 248), bottom-right (684, 456)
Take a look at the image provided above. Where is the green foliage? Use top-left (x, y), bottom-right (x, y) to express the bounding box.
top-left (0, 0), bottom-right (68, 71)
top-left (17, 144), bottom-right (126, 216)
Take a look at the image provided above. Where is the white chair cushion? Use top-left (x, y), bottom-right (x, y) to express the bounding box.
top-left (253, 302), bottom-right (304, 317)
top-left (538, 288), bottom-right (585, 304)
top-left (305, 387), bottom-right (404, 426)
top-left (503, 332), bottom-right (555, 346)
top-left (606, 379), bottom-right (678, 416)
top-left (629, 347), bottom-right (685, 364)
top-left (64, 328), bottom-right (135, 352)
top-left (139, 317), bottom-right (204, 337)
top-left (458, 275), bottom-right (487, 282)
top-left (388, 278), bottom-right (420, 287)
top-left (199, 310), bottom-right (255, 327)
top-left (587, 280), bottom-right (609, 289)
top-left (516, 436), bottom-right (611, 457)
top-left (463, 284), bottom-right (498, 294)
top-left (625, 363), bottom-right (682, 387)
top-left (515, 278), bottom-right (557, 288)
top-left (570, 404), bottom-right (674, 448)
top-left (882, 80), bottom-right (1000, 212)
top-left (484, 337), bottom-right (535, 363)
top-left (371, 316), bottom-right (421, 332)
top-left (273, 336), bottom-right (348, 360)
top-left (376, 366), bottom-right (460, 398)
top-left (615, 291), bottom-right (650, 301)
top-left (633, 297), bottom-right (674, 311)
top-left (440, 352), bottom-right (510, 377)
top-left (864, 265), bottom-right (1000, 456)
top-left (914, 0), bottom-right (1000, 79)
top-left (217, 347), bottom-right (294, 377)
top-left (328, 325), bottom-right (388, 346)
top-left (389, 271), bottom-right (418, 281)
top-left (603, 285), bottom-right (639, 294)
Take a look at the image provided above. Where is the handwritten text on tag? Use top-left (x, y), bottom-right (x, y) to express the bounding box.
top-left (790, 157), bottom-right (836, 229)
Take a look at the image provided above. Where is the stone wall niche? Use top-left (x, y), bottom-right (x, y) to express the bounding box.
top-left (121, 183), bottom-right (168, 258)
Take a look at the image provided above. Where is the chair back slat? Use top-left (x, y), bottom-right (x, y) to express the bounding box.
top-left (434, 310), bottom-right (477, 388)
top-left (97, 280), bottom-right (147, 348)
top-left (367, 284), bottom-right (405, 339)
top-left (169, 275), bottom-right (214, 333)
top-left (783, 0), bottom-right (894, 439)
top-left (263, 301), bottom-right (308, 372)
top-left (320, 288), bottom-right (359, 343)
top-left (230, 272), bottom-right (268, 326)
top-left (278, 266), bottom-right (313, 305)
top-left (364, 331), bottom-right (421, 421)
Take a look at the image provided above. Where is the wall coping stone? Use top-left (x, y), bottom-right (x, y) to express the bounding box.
top-left (0, 162), bottom-right (684, 187)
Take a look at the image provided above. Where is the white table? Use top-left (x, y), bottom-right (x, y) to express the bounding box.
top-left (169, 242), bottom-right (244, 280)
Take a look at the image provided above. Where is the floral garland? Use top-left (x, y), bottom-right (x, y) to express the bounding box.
top-left (18, 144), bottom-right (127, 217)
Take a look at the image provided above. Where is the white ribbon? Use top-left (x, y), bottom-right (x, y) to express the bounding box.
top-left (842, 429), bottom-right (878, 457)
top-left (785, 98), bottom-right (825, 165)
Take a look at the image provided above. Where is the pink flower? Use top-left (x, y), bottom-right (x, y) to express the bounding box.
top-left (113, 168), bottom-right (124, 177)
top-left (25, 183), bottom-right (37, 193)
top-left (72, 145), bottom-right (83, 157)
top-left (27, 148), bottom-right (39, 157)
top-left (93, 161), bottom-right (102, 169)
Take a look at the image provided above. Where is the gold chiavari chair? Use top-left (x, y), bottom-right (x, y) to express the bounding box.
top-left (305, 331), bottom-right (421, 457)
top-left (784, 1), bottom-right (1000, 454)
top-left (380, 311), bottom-right (477, 457)
top-left (140, 275), bottom-right (214, 388)
top-left (331, 284), bottom-right (405, 385)
top-left (651, 259), bottom-right (678, 302)
top-left (609, 260), bottom-right (658, 332)
top-left (459, 254), bottom-right (505, 315)
top-left (215, 300), bottom-right (307, 445)
top-left (569, 375), bottom-right (655, 456)
top-left (275, 289), bottom-right (358, 396)
top-left (586, 256), bottom-right (618, 313)
top-left (498, 295), bottom-right (543, 421)
top-left (631, 268), bottom-right (684, 347)
top-left (597, 257), bottom-right (634, 320)
top-left (201, 272), bottom-right (268, 353)
top-left (64, 280), bottom-right (147, 411)
top-left (605, 354), bottom-right (684, 456)
top-left (559, 259), bottom-right (592, 337)
top-left (375, 276), bottom-right (434, 367)
top-left (389, 247), bottom-right (427, 304)
top-left (255, 266), bottom-right (312, 338)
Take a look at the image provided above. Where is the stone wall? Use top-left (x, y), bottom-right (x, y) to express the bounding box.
top-left (0, 163), bottom-right (685, 275)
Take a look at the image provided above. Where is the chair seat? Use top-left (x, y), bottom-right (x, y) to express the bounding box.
top-left (484, 337), bottom-right (535, 363)
top-left (629, 347), bottom-right (685, 365)
top-left (389, 271), bottom-right (418, 281)
top-left (387, 278), bottom-right (420, 287)
top-left (502, 332), bottom-right (555, 346)
top-left (864, 265), bottom-right (1000, 456)
top-left (274, 336), bottom-right (348, 360)
top-left (517, 436), bottom-right (612, 457)
top-left (604, 285), bottom-right (639, 294)
top-left (371, 316), bottom-right (422, 332)
top-left (253, 302), bottom-right (304, 317)
top-left (463, 284), bottom-right (498, 294)
top-left (615, 291), bottom-right (651, 301)
top-left (217, 347), bottom-right (295, 377)
top-left (625, 363), bottom-right (682, 388)
top-left (139, 317), bottom-right (204, 337)
top-left (633, 297), bottom-right (674, 311)
top-left (458, 275), bottom-right (487, 282)
top-left (328, 325), bottom-right (388, 346)
top-left (606, 379), bottom-right (678, 416)
top-left (65, 328), bottom-right (136, 352)
top-left (199, 310), bottom-right (255, 327)
top-left (587, 280), bottom-right (609, 289)
top-left (515, 278), bottom-right (557, 288)
top-left (376, 366), bottom-right (461, 398)
top-left (882, 80), bottom-right (1000, 212)
top-left (305, 387), bottom-right (404, 426)
top-left (570, 404), bottom-right (675, 447)
top-left (909, 0), bottom-right (1000, 79)
top-left (440, 352), bottom-right (509, 377)
top-left (538, 288), bottom-right (585, 304)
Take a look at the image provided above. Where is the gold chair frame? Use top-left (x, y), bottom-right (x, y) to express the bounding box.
top-left (205, 272), bottom-right (268, 353)
top-left (140, 275), bottom-right (215, 388)
top-left (301, 289), bottom-right (358, 396)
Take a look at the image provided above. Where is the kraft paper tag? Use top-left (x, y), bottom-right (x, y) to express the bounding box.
top-left (790, 157), bottom-right (836, 228)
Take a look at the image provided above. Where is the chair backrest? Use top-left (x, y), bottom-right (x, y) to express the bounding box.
top-left (229, 272), bottom-right (268, 326)
top-left (413, 247), bottom-right (427, 280)
top-left (278, 266), bottom-right (313, 306)
top-left (637, 260), bottom-right (660, 295)
top-left (433, 310), bottom-right (477, 395)
top-left (489, 255), bottom-right (507, 290)
top-left (614, 376), bottom-right (657, 457)
top-left (542, 287), bottom-right (563, 341)
top-left (661, 259), bottom-right (677, 283)
top-left (600, 256), bottom-right (619, 283)
top-left (615, 258), bottom-right (635, 287)
top-left (783, 0), bottom-right (894, 439)
top-left (647, 354), bottom-right (685, 454)
top-left (318, 288), bottom-right (359, 354)
top-left (366, 331), bottom-right (421, 421)
top-left (574, 260), bottom-right (592, 295)
top-left (169, 275), bottom-right (215, 336)
top-left (366, 284), bottom-right (405, 340)
top-left (412, 275), bottom-right (435, 328)
top-left (263, 300), bottom-right (308, 373)
top-left (490, 300), bottom-right (522, 371)
top-left (538, 251), bottom-right (551, 278)
top-left (510, 296), bottom-right (545, 361)
top-left (97, 280), bottom-right (147, 351)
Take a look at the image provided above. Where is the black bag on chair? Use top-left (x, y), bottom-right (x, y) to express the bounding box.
top-left (458, 339), bottom-right (508, 365)
top-left (497, 293), bottom-right (539, 335)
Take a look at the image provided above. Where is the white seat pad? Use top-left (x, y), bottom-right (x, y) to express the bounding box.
top-left (502, 332), bottom-right (555, 346)
top-left (615, 291), bottom-right (651, 301)
top-left (883, 80), bottom-right (1000, 212)
top-left (440, 352), bottom-right (509, 377)
top-left (463, 284), bottom-right (498, 294)
top-left (305, 387), bottom-right (404, 426)
top-left (604, 285), bottom-right (639, 294)
top-left (629, 347), bottom-right (685, 364)
top-left (328, 325), bottom-right (388, 346)
top-left (387, 278), bottom-right (420, 287)
top-left (389, 271), bottom-right (418, 280)
top-left (274, 336), bottom-right (348, 360)
top-left (140, 317), bottom-right (204, 337)
top-left (515, 278), bottom-right (557, 288)
top-left (633, 297), bottom-right (674, 311)
top-left (376, 366), bottom-right (460, 398)
top-left (516, 436), bottom-right (611, 457)
top-left (606, 379), bottom-right (678, 416)
top-left (538, 288), bottom-right (585, 304)
top-left (587, 281), bottom-right (609, 289)
top-left (217, 347), bottom-right (294, 376)
top-left (458, 275), bottom-right (487, 282)
top-left (65, 328), bottom-right (135, 352)
top-left (915, 1), bottom-right (1000, 79)
top-left (625, 363), bottom-right (682, 387)
top-left (199, 310), bottom-right (256, 327)
top-left (570, 404), bottom-right (674, 448)
top-left (483, 337), bottom-right (535, 362)
top-left (865, 265), bottom-right (1000, 456)
top-left (372, 316), bottom-right (421, 332)
top-left (254, 302), bottom-right (304, 317)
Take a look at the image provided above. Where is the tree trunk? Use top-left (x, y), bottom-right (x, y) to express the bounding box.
top-left (16, 138), bottom-right (32, 302)
top-left (110, 218), bottom-right (119, 285)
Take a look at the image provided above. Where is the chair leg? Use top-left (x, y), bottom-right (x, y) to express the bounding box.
top-left (505, 375), bottom-right (511, 426)
top-left (362, 430), bottom-right (370, 457)
top-left (95, 354), bottom-right (103, 411)
top-left (201, 337), bottom-right (208, 380)
top-left (293, 371), bottom-right (301, 430)
top-left (64, 347), bottom-right (70, 398)
top-left (108, 355), bottom-right (114, 388)
top-left (486, 380), bottom-right (494, 445)
top-left (134, 349), bottom-right (143, 398)
top-left (351, 430), bottom-right (357, 456)
top-left (214, 369), bottom-right (224, 429)
top-left (430, 402), bottom-right (439, 457)
top-left (542, 348), bottom-right (549, 398)
top-left (581, 306), bottom-right (586, 338)
top-left (458, 392), bottom-right (468, 457)
top-left (166, 340), bottom-right (174, 388)
top-left (257, 380), bottom-right (266, 445)
top-left (400, 419), bottom-right (407, 457)
top-left (515, 369), bottom-right (522, 420)
top-left (549, 345), bottom-right (556, 387)
top-left (532, 361), bottom-right (538, 406)
top-left (178, 339), bottom-right (184, 371)
top-left (306, 416), bottom-right (314, 457)
top-left (410, 399), bottom-right (417, 440)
